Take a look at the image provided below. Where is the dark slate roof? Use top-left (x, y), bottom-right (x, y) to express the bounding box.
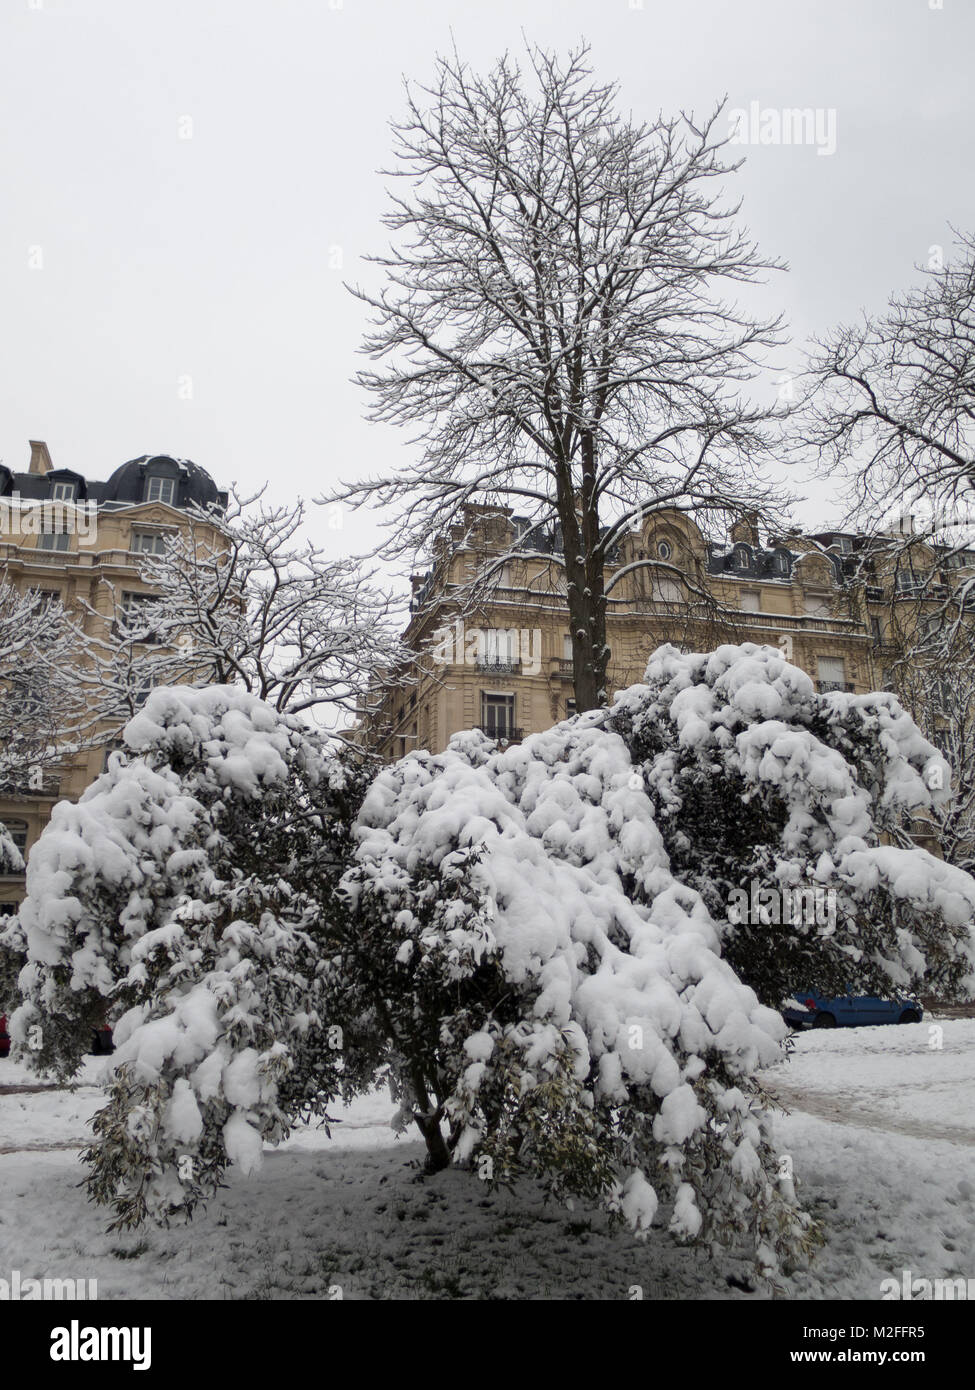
top-left (706, 540), bottom-right (797, 579)
top-left (0, 454), bottom-right (227, 512)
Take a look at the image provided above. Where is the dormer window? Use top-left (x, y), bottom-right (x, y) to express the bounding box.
top-left (734, 545), bottom-right (750, 569)
top-left (772, 551), bottom-right (790, 576)
top-left (145, 475), bottom-right (176, 505)
top-left (51, 480), bottom-right (77, 502)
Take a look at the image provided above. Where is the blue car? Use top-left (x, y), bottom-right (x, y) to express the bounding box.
top-left (783, 991), bottom-right (923, 1029)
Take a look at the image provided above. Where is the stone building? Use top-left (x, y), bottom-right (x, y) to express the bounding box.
top-left (0, 440), bottom-right (227, 909)
top-left (361, 504), bottom-right (974, 768)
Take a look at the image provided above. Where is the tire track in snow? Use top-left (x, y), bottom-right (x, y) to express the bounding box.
top-left (768, 1083), bottom-right (975, 1147)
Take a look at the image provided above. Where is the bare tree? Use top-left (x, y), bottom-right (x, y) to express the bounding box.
top-left (883, 634), bottom-right (975, 874)
top-left (803, 229), bottom-right (975, 653)
top-left (328, 45), bottom-right (788, 710)
top-left (76, 489), bottom-right (412, 740)
top-left (0, 574), bottom-right (86, 797)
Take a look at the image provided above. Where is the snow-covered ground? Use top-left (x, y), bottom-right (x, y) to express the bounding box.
top-left (1, 1018), bottom-right (973, 1300)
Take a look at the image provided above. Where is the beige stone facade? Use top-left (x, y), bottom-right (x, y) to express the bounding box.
top-left (362, 505), bottom-right (973, 768)
top-left (0, 442), bottom-right (227, 909)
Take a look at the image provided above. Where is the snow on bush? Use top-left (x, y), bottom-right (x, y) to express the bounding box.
top-left (7, 643), bottom-right (973, 1268)
top-left (340, 642), bottom-right (975, 1266)
top-left (0, 824), bottom-right (25, 1014)
top-left (7, 685), bottom-right (369, 1226)
top-left (344, 714), bottom-right (811, 1267)
top-left (609, 644), bottom-right (975, 1009)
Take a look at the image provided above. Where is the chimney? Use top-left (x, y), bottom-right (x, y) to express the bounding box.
top-left (28, 440), bottom-right (54, 475)
top-left (730, 510), bottom-right (760, 547)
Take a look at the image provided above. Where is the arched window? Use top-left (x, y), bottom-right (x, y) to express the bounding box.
top-left (657, 539), bottom-right (673, 561)
top-left (734, 545), bottom-right (750, 568)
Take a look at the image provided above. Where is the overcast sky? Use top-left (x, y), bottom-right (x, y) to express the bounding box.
top-left (2, 0), bottom-right (973, 560)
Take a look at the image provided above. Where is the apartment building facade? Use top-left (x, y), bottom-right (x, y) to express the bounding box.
top-left (0, 440), bottom-right (227, 909)
top-left (363, 504), bottom-right (974, 769)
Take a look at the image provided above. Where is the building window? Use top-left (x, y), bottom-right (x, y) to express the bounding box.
top-left (817, 656), bottom-right (848, 692)
top-left (922, 614), bottom-right (943, 640)
top-left (122, 590), bottom-right (156, 613)
top-left (739, 589), bottom-right (761, 612)
top-left (477, 628), bottom-right (519, 670)
top-left (656, 539), bottom-right (673, 561)
top-left (563, 634), bottom-right (573, 660)
top-left (37, 526), bottom-right (70, 552)
top-left (870, 616), bottom-right (883, 644)
top-left (130, 530), bottom-right (171, 556)
top-left (480, 692), bottom-right (516, 739)
top-left (734, 545), bottom-right (750, 569)
top-left (120, 591), bottom-right (162, 641)
top-left (651, 575), bottom-right (681, 603)
top-left (51, 480), bottom-right (77, 501)
top-left (805, 593), bottom-right (831, 617)
top-left (772, 551), bottom-right (790, 576)
top-left (27, 587), bottom-right (62, 608)
top-left (566, 698), bottom-right (577, 718)
top-left (1, 818), bottom-right (28, 871)
top-left (144, 475), bottom-right (176, 505)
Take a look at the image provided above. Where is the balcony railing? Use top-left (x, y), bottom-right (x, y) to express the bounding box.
top-left (0, 543), bottom-right (149, 570)
top-left (816, 681), bottom-right (855, 693)
top-left (476, 725), bottom-right (524, 744)
top-left (557, 659), bottom-right (574, 678)
top-left (475, 658), bottom-right (521, 674)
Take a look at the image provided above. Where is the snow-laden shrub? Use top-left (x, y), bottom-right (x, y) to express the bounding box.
top-left (610, 644), bottom-right (975, 1008)
top-left (341, 642), bottom-right (975, 1267)
top-left (0, 824), bottom-right (25, 1013)
top-left (9, 685), bottom-right (369, 1226)
top-left (344, 721), bottom-right (814, 1270)
top-left (10, 645), bottom-right (973, 1265)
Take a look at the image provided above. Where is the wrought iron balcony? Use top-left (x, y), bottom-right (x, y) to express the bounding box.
top-left (475, 658), bottom-right (521, 675)
top-left (816, 681), bottom-right (855, 693)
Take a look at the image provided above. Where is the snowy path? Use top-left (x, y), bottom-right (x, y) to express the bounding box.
top-left (767, 1080), bottom-right (975, 1147)
top-left (1, 1020), bottom-right (974, 1298)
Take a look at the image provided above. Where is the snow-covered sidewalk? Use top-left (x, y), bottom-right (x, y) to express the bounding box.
top-left (0, 1019), bottom-right (973, 1299)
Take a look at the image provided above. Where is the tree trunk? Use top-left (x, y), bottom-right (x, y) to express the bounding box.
top-left (567, 576), bottom-right (608, 712)
top-left (415, 1110), bottom-right (451, 1173)
top-left (561, 432), bottom-right (610, 712)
